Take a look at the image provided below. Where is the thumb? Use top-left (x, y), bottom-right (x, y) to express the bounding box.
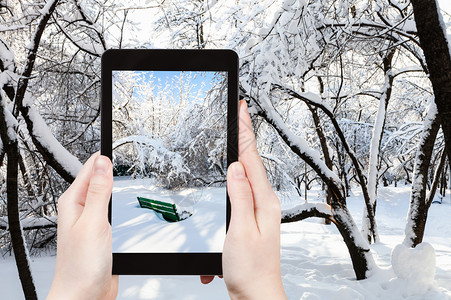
top-left (227, 162), bottom-right (256, 230)
top-left (82, 155), bottom-right (113, 223)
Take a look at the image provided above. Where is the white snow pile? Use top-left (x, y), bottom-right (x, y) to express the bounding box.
top-left (391, 243), bottom-right (437, 294)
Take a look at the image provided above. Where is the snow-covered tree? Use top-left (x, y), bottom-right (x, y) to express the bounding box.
top-left (112, 70), bottom-right (228, 188)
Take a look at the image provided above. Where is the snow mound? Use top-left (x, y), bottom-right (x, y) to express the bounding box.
top-left (391, 243), bottom-right (436, 293)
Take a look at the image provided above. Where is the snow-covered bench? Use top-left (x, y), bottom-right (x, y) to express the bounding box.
top-left (137, 197), bottom-right (180, 222)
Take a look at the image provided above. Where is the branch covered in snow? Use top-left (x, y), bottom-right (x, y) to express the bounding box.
top-left (113, 135), bottom-right (186, 177)
top-left (243, 87), bottom-right (344, 196)
top-left (13, 0), bottom-right (59, 117)
top-left (0, 216), bottom-right (57, 230)
top-left (20, 93), bottom-right (82, 183)
top-left (281, 202), bottom-right (333, 223)
top-left (53, 19), bottom-right (104, 57)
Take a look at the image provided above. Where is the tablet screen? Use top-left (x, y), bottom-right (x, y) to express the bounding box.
top-left (111, 70), bottom-right (227, 253)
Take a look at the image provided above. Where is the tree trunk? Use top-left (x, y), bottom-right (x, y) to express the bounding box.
top-left (410, 0), bottom-right (451, 165)
top-left (362, 51), bottom-right (394, 244)
top-left (307, 104), bottom-right (332, 224)
top-left (6, 142), bottom-right (38, 300)
top-left (0, 93), bottom-right (38, 300)
top-left (403, 103), bottom-right (440, 247)
top-left (332, 205), bottom-right (375, 280)
top-left (426, 146), bottom-right (447, 204)
top-left (440, 162), bottom-right (448, 198)
top-left (281, 202), bottom-right (375, 280)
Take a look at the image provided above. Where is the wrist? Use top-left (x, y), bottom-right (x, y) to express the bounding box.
top-left (47, 280), bottom-right (93, 300)
top-left (228, 281), bottom-right (287, 300)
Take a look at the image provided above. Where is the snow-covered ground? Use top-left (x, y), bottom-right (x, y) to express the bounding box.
top-left (1, 185), bottom-right (451, 299)
top-left (112, 177), bottom-right (226, 252)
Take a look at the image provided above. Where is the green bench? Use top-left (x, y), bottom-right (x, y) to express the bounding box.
top-left (137, 197), bottom-right (180, 222)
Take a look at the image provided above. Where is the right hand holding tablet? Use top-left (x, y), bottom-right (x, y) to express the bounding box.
top-left (202, 100), bottom-right (287, 300)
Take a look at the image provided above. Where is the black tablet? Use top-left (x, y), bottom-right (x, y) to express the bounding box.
top-left (101, 49), bottom-right (238, 275)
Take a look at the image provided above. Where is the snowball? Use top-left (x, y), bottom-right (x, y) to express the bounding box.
top-left (391, 243), bottom-right (436, 287)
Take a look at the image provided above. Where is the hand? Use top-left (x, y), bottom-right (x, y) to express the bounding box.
top-left (201, 100), bottom-right (287, 300)
top-left (47, 153), bottom-right (118, 300)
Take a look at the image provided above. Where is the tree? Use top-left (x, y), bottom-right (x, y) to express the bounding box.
top-left (0, 0), bottom-right (60, 298)
top-left (410, 0), bottom-right (451, 163)
top-left (403, 0), bottom-right (451, 247)
top-left (112, 70), bottom-right (228, 188)
top-left (0, 70), bottom-right (38, 300)
top-left (0, 0), bottom-right (126, 296)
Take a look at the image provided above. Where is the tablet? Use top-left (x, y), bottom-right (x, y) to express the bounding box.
top-left (101, 49), bottom-right (238, 275)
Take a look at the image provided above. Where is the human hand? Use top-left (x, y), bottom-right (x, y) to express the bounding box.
top-left (47, 153), bottom-right (118, 300)
top-left (201, 100), bottom-right (287, 300)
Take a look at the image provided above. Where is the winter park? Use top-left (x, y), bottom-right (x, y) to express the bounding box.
top-left (1, 0), bottom-right (451, 299)
top-left (111, 70), bottom-right (227, 253)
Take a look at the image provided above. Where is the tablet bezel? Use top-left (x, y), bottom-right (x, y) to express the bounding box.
top-left (101, 49), bottom-right (238, 275)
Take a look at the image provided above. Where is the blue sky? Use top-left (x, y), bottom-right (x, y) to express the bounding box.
top-left (128, 71), bottom-right (223, 104)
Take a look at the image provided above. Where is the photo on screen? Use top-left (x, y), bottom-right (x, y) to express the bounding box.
top-left (111, 70), bottom-right (227, 253)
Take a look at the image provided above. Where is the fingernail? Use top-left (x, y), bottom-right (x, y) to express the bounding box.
top-left (240, 100), bottom-right (248, 113)
top-left (94, 156), bottom-right (110, 175)
top-left (231, 162), bottom-right (245, 179)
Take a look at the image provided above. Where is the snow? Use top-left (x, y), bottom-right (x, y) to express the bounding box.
top-left (38, 0), bottom-right (58, 16)
top-left (0, 39), bottom-right (15, 72)
top-left (0, 216), bottom-right (57, 229)
top-left (362, 72), bottom-right (391, 242)
top-left (298, 91), bottom-right (333, 113)
top-left (391, 243), bottom-right (436, 294)
top-left (436, 0), bottom-right (451, 59)
top-left (54, 19), bottom-right (104, 56)
top-left (402, 19), bottom-right (417, 33)
top-left (113, 135), bottom-right (186, 176)
top-left (1, 185), bottom-right (451, 299)
top-left (112, 177), bottom-right (226, 253)
top-left (0, 89), bottom-right (18, 142)
top-left (281, 202), bottom-right (331, 218)
top-left (367, 74), bottom-right (389, 208)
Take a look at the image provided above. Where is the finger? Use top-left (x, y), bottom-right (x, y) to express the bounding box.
top-left (200, 276), bottom-right (215, 284)
top-left (61, 152), bottom-right (101, 205)
top-left (227, 162), bottom-right (256, 230)
top-left (238, 101), bottom-right (279, 220)
top-left (57, 152), bottom-right (101, 228)
top-left (238, 101), bottom-right (273, 200)
top-left (110, 275), bottom-right (119, 297)
top-left (81, 155), bottom-right (113, 224)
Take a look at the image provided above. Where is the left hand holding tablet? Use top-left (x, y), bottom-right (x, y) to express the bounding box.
top-left (47, 153), bottom-right (118, 300)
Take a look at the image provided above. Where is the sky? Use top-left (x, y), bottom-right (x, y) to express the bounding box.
top-left (113, 70), bottom-right (225, 105)
top-left (146, 71), bottom-right (216, 101)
